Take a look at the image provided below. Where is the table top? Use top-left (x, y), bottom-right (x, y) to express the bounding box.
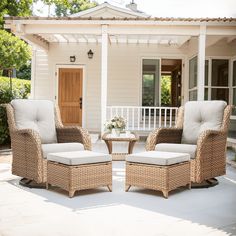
top-left (102, 132), bottom-right (139, 141)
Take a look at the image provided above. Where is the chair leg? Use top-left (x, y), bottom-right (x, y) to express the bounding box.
top-left (107, 185), bottom-right (112, 192)
top-left (162, 190), bottom-right (168, 199)
top-left (69, 190), bottom-right (75, 198)
top-left (188, 182), bottom-right (191, 190)
top-left (125, 185), bottom-right (131, 192)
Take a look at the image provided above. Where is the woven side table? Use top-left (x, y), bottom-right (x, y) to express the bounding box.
top-left (46, 151), bottom-right (112, 197)
top-left (102, 132), bottom-right (139, 161)
top-left (126, 151), bottom-right (191, 198)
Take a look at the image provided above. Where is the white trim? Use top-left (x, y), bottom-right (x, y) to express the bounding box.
top-left (101, 25), bottom-right (108, 134)
top-left (30, 48), bottom-right (36, 99)
top-left (197, 25), bottom-right (206, 101)
top-left (55, 64), bottom-right (86, 128)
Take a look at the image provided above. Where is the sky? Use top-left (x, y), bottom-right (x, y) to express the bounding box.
top-left (100, 0), bottom-right (236, 18)
top-left (34, 0), bottom-right (236, 18)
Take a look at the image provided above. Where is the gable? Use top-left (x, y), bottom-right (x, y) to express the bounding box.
top-left (80, 7), bottom-right (141, 18)
top-left (70, 3), bottom-right (148, 18)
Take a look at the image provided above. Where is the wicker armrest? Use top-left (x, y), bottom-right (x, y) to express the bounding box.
top-left (145, 127), bottom-right (183, 151)
top-left (196, 129), bottom-right (227, 159)
top-left (56, 126), bottom-right (92, 150)
top-left (11, 128), bottom-right (44, 182)
top-left (12, 128), bottom-right (42, 146)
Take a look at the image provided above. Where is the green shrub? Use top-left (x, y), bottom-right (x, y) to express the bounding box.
top-left (0, 76), bottom-right (30, 144)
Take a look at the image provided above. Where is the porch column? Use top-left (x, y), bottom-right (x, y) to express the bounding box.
top-left (197, 25), bottom-right (206, 100)
top-left (101, 24), bottom-right (108, 134)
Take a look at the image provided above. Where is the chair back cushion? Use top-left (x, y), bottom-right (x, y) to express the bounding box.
top-left (182, 101), bottom-right (226, 144)
top-left (11, 99), bottom-right (57, 144)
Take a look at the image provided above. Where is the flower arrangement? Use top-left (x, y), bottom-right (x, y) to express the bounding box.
top-left (104, 116), bottom-right (126, 132)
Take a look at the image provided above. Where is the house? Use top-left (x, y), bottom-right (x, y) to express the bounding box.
top-left (4, 2), bottom-right (236, 141)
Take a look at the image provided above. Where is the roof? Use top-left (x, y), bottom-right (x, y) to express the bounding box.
top-left (5, 16), bottom-right (236, 23)
top-left (4, 1), bottom-right (236, 23)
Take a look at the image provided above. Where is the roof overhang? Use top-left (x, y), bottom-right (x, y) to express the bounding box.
top-left (4, 16), bottom-right (236, 50)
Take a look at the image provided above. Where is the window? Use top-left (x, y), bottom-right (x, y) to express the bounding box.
top-left (204, 59), bottom-right (229, 103)
top-left (232, 60), bottom-right (236, 116)
top-left (210, 59), bottom-right (229, 103)
top-left (142, 59), bottom-right (160, 106)
top-left (142, 74), bottom-right (155, 106)
top-left (189, 56), bottom-right (197, 101)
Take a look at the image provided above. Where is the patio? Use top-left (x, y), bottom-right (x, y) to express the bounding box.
top-left (1, 140), bottom-right (236, 236)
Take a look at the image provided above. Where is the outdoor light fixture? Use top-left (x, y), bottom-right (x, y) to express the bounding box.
top-left (70, 55), bottom-right (76, 62)
top-left (87, 49), bottom-right (94, 59)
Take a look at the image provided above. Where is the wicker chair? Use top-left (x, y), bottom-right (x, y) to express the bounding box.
top-left (6, 99), bottom-right (91, 185)
top-left (146, 101), bottom-right (232, 184)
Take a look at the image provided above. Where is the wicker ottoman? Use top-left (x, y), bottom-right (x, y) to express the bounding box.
top-left (46, 151), bottom-right (112, 197)
top-left (126, 151), bottom-right (191, 198)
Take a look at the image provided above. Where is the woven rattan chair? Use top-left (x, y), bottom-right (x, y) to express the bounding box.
top-left (6, 99), bottom-right (91, 186)
top-left (146, 101), bottom-right (232, 185)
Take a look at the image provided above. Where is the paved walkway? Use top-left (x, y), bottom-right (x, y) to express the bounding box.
top-left (0, 141), bottom-right (236, 236)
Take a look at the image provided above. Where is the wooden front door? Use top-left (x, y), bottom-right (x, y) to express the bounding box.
top-left (58, 68), bottom-right (83, 126)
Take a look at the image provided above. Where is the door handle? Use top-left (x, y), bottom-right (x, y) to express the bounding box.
top-left (79, 97), bottom-right (82, 109)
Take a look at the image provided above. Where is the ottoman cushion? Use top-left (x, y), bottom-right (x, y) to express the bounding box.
top-left (47, 150), bottom-right (112, 165)
top-left (126, 151), bottom-right (190, 166)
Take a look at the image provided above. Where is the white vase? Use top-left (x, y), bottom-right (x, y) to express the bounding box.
top-left (112, 128), bottom-right (121, 137)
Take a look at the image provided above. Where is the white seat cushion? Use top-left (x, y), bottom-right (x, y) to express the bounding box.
top-left (182, 101), bottom-right (226, 144)
top-left (42, 143), bottom-right (84, 158)
top-left (11, 99), bottom-right (57, 144)
top-left (47, 150), bottom-right (112, 165)
top-left (155, 143), bottom-right (197, 159)
top-left (126, 151), bottom-right (190, 166)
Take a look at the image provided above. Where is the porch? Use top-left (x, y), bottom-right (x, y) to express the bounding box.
top-left (4, 2), bottom-right (236, 140)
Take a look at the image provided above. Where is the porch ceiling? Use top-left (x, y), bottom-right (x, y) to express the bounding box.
top-left (35, 33), bottom-right (191, 47)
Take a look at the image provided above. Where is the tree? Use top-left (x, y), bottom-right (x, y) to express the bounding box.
top-left (161, 76), bottom-right (171, 106)
top-left (0, 0), bottom-right (33, 28)
top-left (0, 30), bottom-right (31, 91)
top-left (54, 0), bottom-right (97, 17)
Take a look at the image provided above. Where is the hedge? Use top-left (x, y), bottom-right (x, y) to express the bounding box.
top-left (0, 76), bottom-right (30, 144)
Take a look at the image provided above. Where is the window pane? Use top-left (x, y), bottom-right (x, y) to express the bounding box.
top-left (205, 60), bottom-right (209, 86)
top-left (142, 59), bottom-right (160, 106)
top-left (161, 76), bottom-right (171, 106)
top-left (233, 88), bottom-right (236, 115)
top-left (189, 90), bottom-right (197, 101)
top-left (211, 88), bottom-right (229, 103)
top-left (204, 88), bottom-right (208, 100)
top-left (211, 59), bottom-right (229, 86)
top-left (228, 119), bottom-right (236, 139)
top-left (189, 56), bottom-right (197, 89)
top-left (233, 61), bottom-right (236, 86)
top-left (142, 74), bottom-right (155, 106)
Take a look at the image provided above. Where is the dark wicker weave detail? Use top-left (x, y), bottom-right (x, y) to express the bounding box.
top-left (47, 161), bottom-right (112, 197)
top-left (145, 105), bottom-right (233, 183)
top-left (126, 161), bottom-right (191, 198)
top-left (56, 127), bottom-right (92, 150)
top-left (6, 103), bottom-right (92, 183)
top-left (145, 128), bottom-right (183, 151)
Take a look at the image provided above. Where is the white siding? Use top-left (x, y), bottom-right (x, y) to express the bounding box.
top-left (32, 50), bottom-right (51, 99)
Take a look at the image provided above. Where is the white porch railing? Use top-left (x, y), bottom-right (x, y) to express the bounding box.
top-left (106, 106), bottom-right (179, 131)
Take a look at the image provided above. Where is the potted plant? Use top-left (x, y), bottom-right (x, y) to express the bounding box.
top-left (104, 116), bottom-right (126, 136)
